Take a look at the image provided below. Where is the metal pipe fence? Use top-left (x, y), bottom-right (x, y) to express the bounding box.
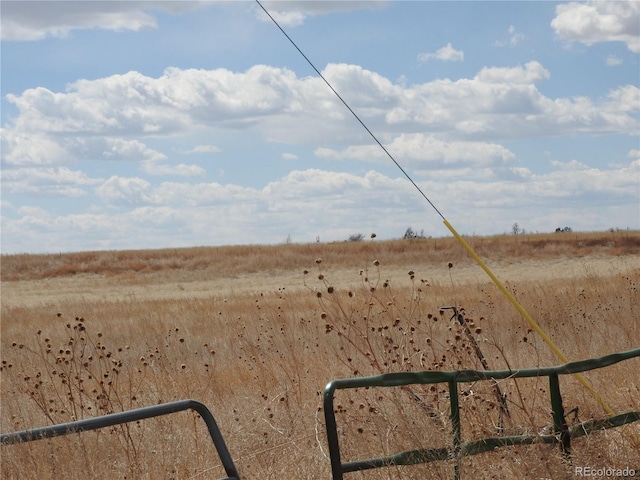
top-left (1, 399), bottom-right (240, 480)
top-left (323, 348), bottom-right (640, 480)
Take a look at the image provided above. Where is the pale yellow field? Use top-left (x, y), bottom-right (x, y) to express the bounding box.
top-left (1, 231), bottom-right (639, 479)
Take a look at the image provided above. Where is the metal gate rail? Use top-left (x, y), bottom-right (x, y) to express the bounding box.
top-left (1, 399), bottom-right (240, 480)
top-left (323, 348), bottom-right (640, 480)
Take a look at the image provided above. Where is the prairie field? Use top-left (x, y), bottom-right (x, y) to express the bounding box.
top-left (1, 230), bottom-right (639, 479)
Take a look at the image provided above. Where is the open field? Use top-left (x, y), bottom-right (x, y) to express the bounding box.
top-left (1, 231), bottom-right (639, 479)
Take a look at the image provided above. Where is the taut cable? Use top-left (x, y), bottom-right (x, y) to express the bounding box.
top-left (255, 1), bottom-right (636, 444)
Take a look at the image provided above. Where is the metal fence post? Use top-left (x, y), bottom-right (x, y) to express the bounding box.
top-left (449, 378), bottom-right (461, 480)
top-left (324, 381), bottom-right (344, 480)
top-left (549, 373), bottom-right (570, 456)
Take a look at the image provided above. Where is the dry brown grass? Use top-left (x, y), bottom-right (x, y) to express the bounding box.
top-left (1, 231), bottom-right (639, 479)
top-left (2, 229), bottom-right (638, 283)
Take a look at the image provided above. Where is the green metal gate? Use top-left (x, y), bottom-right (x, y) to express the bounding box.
top-left (1, 399), bottom-right (240, 480)
top-left (323, 348), bottom-right (640, 480)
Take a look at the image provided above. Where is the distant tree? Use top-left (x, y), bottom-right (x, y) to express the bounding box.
top-left (512, 222), bottom-right (521, 235)
top-left (348, 233), bottom-right (365, 242)
top-left (403, 227), bottom-right (417, 239)
top-left (403, 227), bottom-right (425, 239)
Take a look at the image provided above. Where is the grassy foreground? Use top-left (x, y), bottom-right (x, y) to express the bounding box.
top-left (1, 231), bottom-right (639, 479)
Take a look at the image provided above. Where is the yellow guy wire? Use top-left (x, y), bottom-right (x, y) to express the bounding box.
top-left (443, 219), bottom-right (617, 415)
top-left (446, 219), bottom-right (639, 456)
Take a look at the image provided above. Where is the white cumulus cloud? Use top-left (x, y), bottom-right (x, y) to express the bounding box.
top-left (551, 1), bottom-right (640, 53)
top-left (605, 55), bottom-right (623, 66)
top-left (0, 1), bottom-right (204, 41)
top-left (495, 25), bottom-right (525, 47)
top-left (418, 43), bottom-right (464, 63)
top-left (3, 163), bottom-right (638, 253)
top-left (475, 61), bottom-right (550, 84)
top-left (315, 134), bottom-right (515, 170)
top-left (183, 145), bottom-right (222, 154)
top-left (1, 167), bottom-right (99, 196)
top-left (253, 1), bottom-right (387, 27)
top-left (96, 176), bottom-right (152, 206)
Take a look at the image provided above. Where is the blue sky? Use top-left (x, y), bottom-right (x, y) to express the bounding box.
top-left (1, 1), bottom-right (639, 253)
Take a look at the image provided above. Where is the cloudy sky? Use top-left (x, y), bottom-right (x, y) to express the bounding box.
top-left (1, 1), bottom-right (639, 254)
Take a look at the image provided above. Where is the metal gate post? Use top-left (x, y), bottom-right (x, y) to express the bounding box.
top-left (449, 378), bottom-right (461, 480)
top-left (549, 373), bottom-right (570, 456)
